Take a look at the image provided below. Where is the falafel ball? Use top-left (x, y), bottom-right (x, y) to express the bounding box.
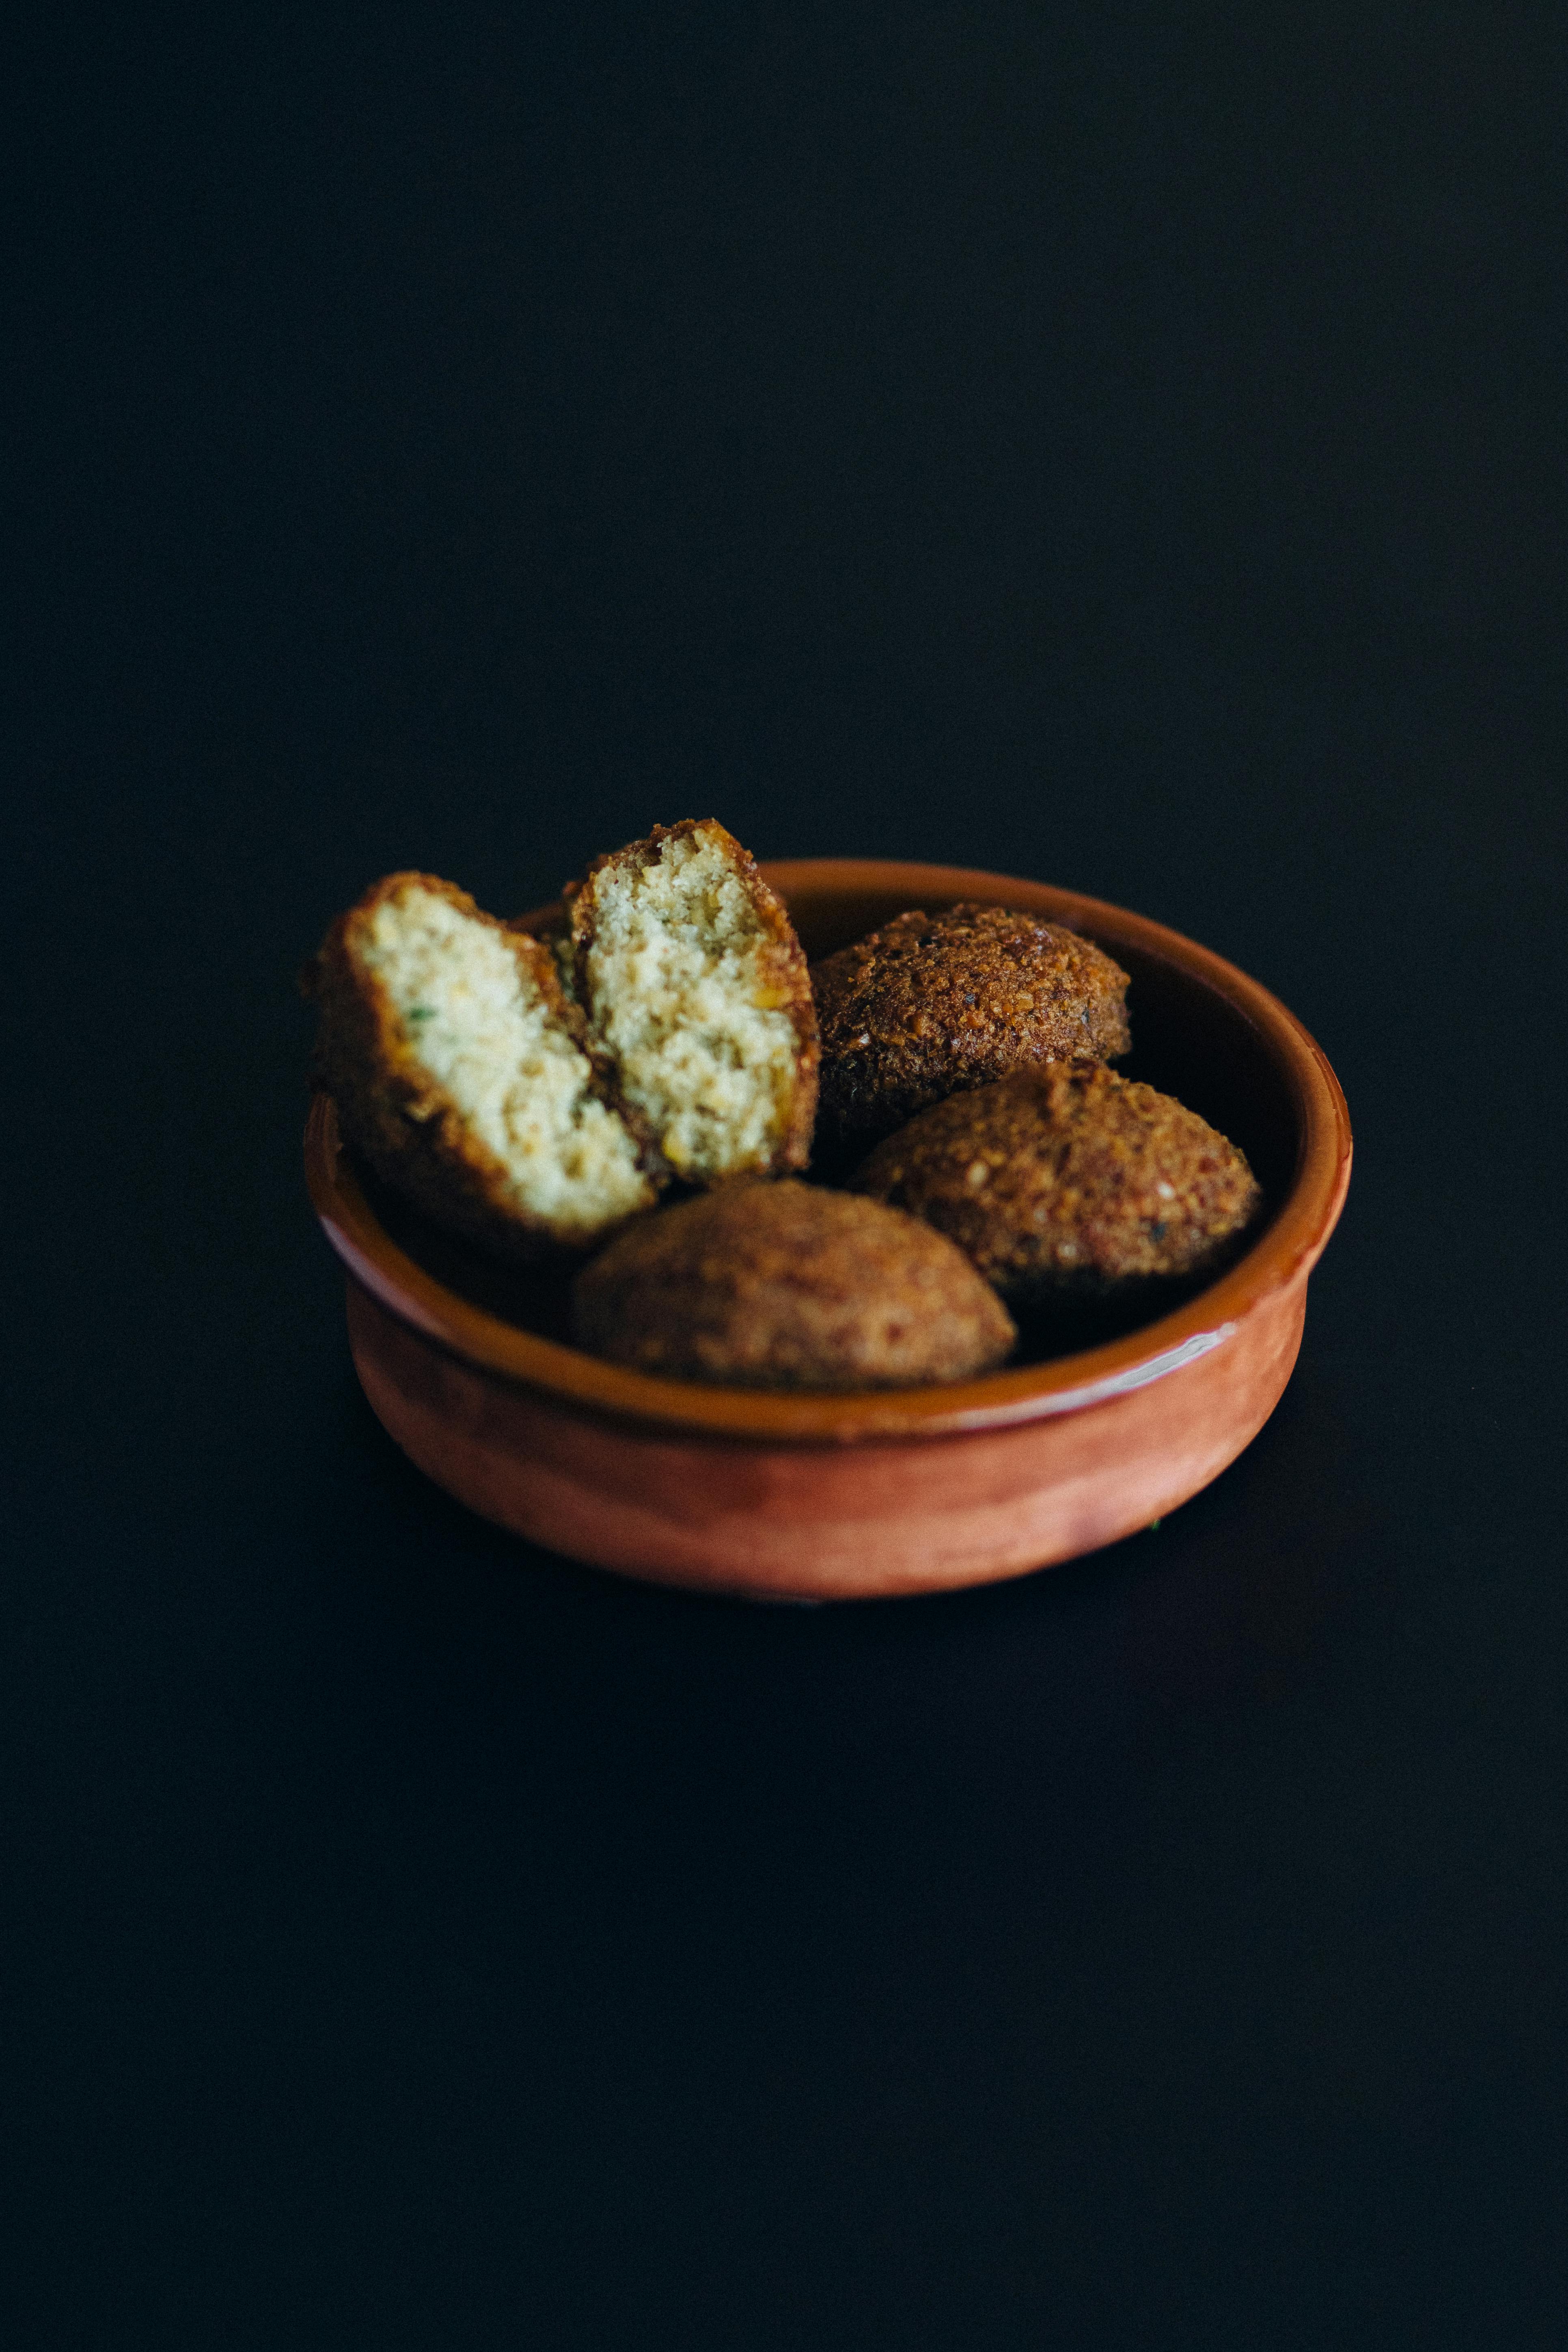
top-left (811, 903), bottom-right (1130, 1148)
top-left (566, 818), bottom-right (819, 1184)
top-left (850, 1064), bottom-right (1262, 1303)
top-left (571, 1179), bottom-right (1016, 1389)
top-left (308, 872), bottom-right (661, 1262)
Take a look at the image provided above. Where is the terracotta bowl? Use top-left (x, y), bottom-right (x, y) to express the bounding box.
top-left (305, 859), bottom-right (1351, 1600)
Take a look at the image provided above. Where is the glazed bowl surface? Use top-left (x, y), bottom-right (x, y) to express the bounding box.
top-left (305, 859), bottom-right (1351, 1599)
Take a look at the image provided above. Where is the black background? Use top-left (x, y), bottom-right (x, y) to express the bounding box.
top-left (6, 5), bottom-right (1565, 2343)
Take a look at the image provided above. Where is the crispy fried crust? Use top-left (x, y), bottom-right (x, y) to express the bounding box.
top-left (811, 904), bottom-right (1131, 1148)
top-left (571, 1180), bottom-right (1017, 1390)
top-left (850, 1064), bottom-right (1262, 1302)
top-left (308, 871), bottom-right (660, 1263)
top-left (566, 818), bottom-right (820, 1178)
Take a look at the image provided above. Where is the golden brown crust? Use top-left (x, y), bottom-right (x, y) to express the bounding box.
top-left (566, 818), bottom-right (820, 1176)
top-left (308, 871), bottom-right (659, 1264)
top-left (850, 1064), bottom-right (1262, 1302)
top-left (810, 904), bottom-right (1131, 1148)
top-left (571, 1180), bottom-right (1016, 1390)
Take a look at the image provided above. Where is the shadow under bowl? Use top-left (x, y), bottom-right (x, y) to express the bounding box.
top-left (305, 859), bottom-right (1351, 1600)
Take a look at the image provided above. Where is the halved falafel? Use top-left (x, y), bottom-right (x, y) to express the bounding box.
top-left (571, 1180), bottom-right (1016, 1390)
top-left (850, 1064), bottom-right (1262, 1303)
top-left (567, 820), bottom-right (819, 1183)
top-left (811, 903), bottom-right (1130, 1148)
top-left (309, 872), bottom-right (660, 1262)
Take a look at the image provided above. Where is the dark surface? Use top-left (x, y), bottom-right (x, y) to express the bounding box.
top-left (5, 6), bottom-right (1564, 2345)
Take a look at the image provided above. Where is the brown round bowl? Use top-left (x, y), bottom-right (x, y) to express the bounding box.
top-left (305, 859), bottom-right (1350, 1601)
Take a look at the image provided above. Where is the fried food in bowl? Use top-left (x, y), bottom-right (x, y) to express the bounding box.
top-left (811, 902), bottom-right (1129, 1150)
top-left (307, 872), bottom-right (660, 1262)
top-left (571, 1179), bottom-right (1016, 1390)
top-left (850, 1063), bottom-right (1262, 1305)
top-left (567, 819), bottom-right (818, 1183)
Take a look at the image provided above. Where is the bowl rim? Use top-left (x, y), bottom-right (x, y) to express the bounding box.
top-left (305, 857), bottom-right (1352, 1446)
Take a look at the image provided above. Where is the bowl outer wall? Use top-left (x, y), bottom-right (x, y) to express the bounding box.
top-left (343, 1273), bottom-right (1310, 1597)
top-left (306, 859), bottom-right (1351, 1593)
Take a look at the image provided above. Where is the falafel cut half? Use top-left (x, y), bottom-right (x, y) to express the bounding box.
top-left (566, 819), bottom-right (819, 1184)
top-left (811, 903), bottom-right (1132, 1149)
top-left (308, 871), bottom-right (661, 1262)
top-left (850, 1064), bottom-right (1263, 1304)
top-left (571, 1180), bottom-right (1016, 1390)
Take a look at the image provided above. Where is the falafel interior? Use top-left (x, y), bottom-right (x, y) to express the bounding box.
top-left (317, 873), bottom-right (658, 1252)
top-left (570, 819), bottom-right (818, 1183)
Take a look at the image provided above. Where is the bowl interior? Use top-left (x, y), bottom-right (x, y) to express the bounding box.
top-left (324, 860), bottom-right (1337, 1413)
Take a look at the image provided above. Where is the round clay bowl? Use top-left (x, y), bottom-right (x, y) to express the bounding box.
top-left (305, 859), bottom-right (1351, 1600)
